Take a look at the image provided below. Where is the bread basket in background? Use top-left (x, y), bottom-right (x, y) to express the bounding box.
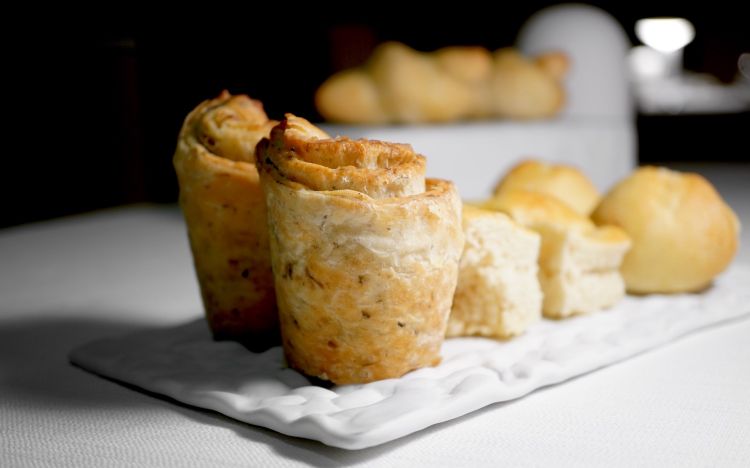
top-left (319, 4), bottom-right (636, 199)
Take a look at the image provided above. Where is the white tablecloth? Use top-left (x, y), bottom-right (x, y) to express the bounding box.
top-left (2, 164), bottom-right (749, 467)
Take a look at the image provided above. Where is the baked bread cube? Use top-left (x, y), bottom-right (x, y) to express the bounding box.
top-left (448, 205), bottom-right (542, 339)
top-left (481, 190), bottom-right (630, 318)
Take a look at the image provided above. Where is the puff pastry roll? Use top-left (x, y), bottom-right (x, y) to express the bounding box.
top-left (256, 115), bottom-right (464, 384)
top-left (173, 91), bottom-right (278, 350)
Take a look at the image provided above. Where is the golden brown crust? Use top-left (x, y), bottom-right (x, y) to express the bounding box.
top-left (173, 92), bottom-right (279, 349)
top-left (493, 159), bottom-right (601, 215)
top-left (263, 114), bottom-right (426, 198)
top-left (593, 166), bottom-right (740, 293)
top-left (256, 115), bottom-right (464, 384)
top-left (480, 189), bottom-right (594, 232)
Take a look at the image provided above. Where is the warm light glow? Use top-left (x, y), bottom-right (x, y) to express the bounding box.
top-left (629, 45), bottom-right (670, 78)
top-left (636, 18), bottom-right (695, 53)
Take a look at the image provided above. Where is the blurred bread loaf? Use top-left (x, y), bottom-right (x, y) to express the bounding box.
top-left (368, 42), bottom-right (477, 123)
top-left (434, 46), bottom-right (493, 84)
top-left (490, 48), bottom-right (567, 120)
top-left (448, 205), bottom-right (542, 339)
top-left (316, 42), bottom-right (568, 124)
top-left (314, 69), bottom-right (389, 124)
top-left (593, 166), bottom-right (740, 294)
top-left (481, 190), bottom-right (630, 318)
top-left (494, 160), bottom-right (600, 215)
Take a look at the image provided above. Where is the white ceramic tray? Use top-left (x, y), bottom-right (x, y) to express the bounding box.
top-left (70, 265), bottom-right (750, 450)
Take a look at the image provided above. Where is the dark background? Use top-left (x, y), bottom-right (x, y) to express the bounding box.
top-left (4, 3), bottom-right (748, 228)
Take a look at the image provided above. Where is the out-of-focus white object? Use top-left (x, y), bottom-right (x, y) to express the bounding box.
top-left (635, 18), bottom-right (695, 54)
top-left (740, 53), bottom-right (750, 81)
top-left (631, 17), bottom-right (695, 79)
top-left (629, 17), bottom-right (750, 115)
top-left (629, 45), bottom-right (672, 79)
top-left (517, 3), bottom-right (633, 118)
top-left (634, 72), bottom-right (750, 115)
top-left (322, 4), bottom-right (637, 199)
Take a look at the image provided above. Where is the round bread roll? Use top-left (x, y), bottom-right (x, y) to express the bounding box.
top-left (592, 166), bottom-right (740, 294)
top-left (494, 160), bottom-right (600, 215)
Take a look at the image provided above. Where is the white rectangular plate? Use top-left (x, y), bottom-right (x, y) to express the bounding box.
top-left (70, 265), bottom-right (750, 450)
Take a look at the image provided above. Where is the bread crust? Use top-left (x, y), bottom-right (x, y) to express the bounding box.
top-left (593, 166), bottom-right (740, 293)
top-left (481, 189), bottom-right (594, 232)
top-left (173, 92), bottom-right (279, 349)
top-left (256, 115), bottom-right (464, 384)
top-left (494, 160), bottom-right (600, 215)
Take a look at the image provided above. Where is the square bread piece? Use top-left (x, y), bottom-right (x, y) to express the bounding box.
top-left (447, 205), bottom-right (542, 339)
top-left (481, 190), bottom-right (631, 318)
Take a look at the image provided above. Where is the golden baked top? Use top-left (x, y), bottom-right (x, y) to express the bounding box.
top-left (594, 166), bottom-right (741, 238)
top-left (480, 189), bottom-right (594, 232)
top-left (479, 189), bottom-right (630, 247)
top-left (494, 160), bottom-right (601, 215)
top-left (184, 90), bottom-right (277, 163)
top-left (257, 114), bottom-right (426, 198)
